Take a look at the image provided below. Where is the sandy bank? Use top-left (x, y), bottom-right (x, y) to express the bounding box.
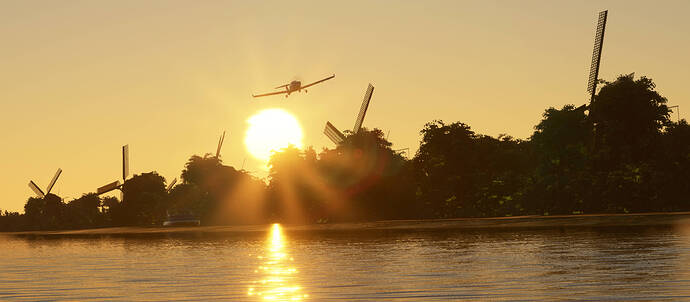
top-left (4, 212), bottom-right (690, 237)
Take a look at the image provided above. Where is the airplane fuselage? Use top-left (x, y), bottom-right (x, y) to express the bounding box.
top-left (286, 80), bottom-right (302, 95)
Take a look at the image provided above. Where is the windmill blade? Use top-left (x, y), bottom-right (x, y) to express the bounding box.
top-left (587, 10), bottom-right (608, 99)
top-left (122, 144), bottom-right (130, 181)
top-left (45, 168), bottom-right (62, 195)
top-left (394, 147), bottom-right (410, 159)
top-left (353, 84), bottom-right (375, 134)
top-left (28, 181), bottom-right (45, 198)
top-left (216, 131), bottom-right (226, 158)
top-left (97, 180), bottom-right (121, 195)
top-left (166, 178), bottom-right (177, 193)
top-left (324, 121), bottom-right (346, 145)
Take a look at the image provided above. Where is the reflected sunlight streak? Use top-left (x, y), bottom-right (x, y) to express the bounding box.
top-left (249, 224), bottom-right (308, 301)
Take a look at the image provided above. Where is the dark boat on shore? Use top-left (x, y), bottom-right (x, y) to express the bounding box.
top-left (163, 213), bottom-right (200, 227)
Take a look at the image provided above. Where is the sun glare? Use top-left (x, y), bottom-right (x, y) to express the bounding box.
top-left (245, 108), bottom-right (303, 162)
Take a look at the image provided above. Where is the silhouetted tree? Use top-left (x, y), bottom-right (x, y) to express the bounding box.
top-left (320, 128), bottom-right (415, 221)
top-left (168, 183), bottom-right (207, 217)
top-left (117, 172), bottom-right (168, 225)
top-left (590, 74), bottom-right (670, 167)
top-left (414, 121), bottom-right (532, 218)
top-left (0, 210), bottom-right (24, 231)
top-left (652, 120), bottom-right (690, 211)
top-left (267, 145), bottom-right (318, 223)
top-left (265, 128), bottom-right (415, 223)
top-left (588, 74), bottom-right (672, 212)
top-left (65, 193), bottom-right (104, 229)
top-left (179, 154), bottom-right (265, 225)
top-left (22, 193), bottom-right (65, 230)
top-left (531, 104), bottom-right (592, 214)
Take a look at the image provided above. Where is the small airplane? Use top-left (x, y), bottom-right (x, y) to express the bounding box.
top-left (253, 74), bottom-right (335, 98)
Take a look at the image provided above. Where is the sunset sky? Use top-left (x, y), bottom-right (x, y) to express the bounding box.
top-left (1, 0), bottom-right (688, 211)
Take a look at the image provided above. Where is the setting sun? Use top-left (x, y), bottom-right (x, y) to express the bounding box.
top-left (244, 108), bottom-right (303, 162)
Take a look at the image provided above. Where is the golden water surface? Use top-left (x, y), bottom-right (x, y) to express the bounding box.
top-left (1, 222), bottom-right (690, 301)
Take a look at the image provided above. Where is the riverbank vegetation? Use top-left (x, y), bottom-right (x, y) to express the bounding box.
top-left (2, 74), bottom-right (688, 231)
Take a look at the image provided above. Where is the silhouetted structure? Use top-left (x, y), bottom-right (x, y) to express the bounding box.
top-left (96, 144), bottom-right (130, 200)
top-left (587, 10), bottom-right (608, 104)
top-left (28, 168), bottom-right (62, 199)
top-left (253, 74), bottom-right (335, 98)
top-left (324, 83), bottom-right (375, 145)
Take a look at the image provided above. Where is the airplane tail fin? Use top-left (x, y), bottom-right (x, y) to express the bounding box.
top-left (274, 84), bottom-right (289, 89)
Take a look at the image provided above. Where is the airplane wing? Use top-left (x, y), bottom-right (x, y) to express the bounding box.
top-left (300, 74), bottom-right (335, 90)
top-left (252, 90), bottom-right (289, 98)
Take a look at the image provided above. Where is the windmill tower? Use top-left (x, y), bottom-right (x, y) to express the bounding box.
top-left (324, 84), bottom-right (375, 145)
top-left (587, 10), bottom-right (608, 104)
top-left (28, 168), bottom-right (62, 199)
top-left (96, 144), bottom-right (130, 200)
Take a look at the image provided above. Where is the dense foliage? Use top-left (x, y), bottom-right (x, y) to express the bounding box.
top-left (1, 74), bottom-right (688, 231)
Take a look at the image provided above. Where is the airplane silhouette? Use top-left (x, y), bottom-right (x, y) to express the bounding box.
top-left (253, 74), bottom-right (335, 98)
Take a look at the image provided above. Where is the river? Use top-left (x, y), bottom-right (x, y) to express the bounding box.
top-left (1, 222), bottom-right (690, 300)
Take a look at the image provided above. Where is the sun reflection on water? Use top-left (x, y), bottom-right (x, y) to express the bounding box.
top-left (248, 224), bottom-right (308, 301)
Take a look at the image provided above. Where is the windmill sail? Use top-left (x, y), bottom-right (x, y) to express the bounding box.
top-left (353, 84), bottom-right (374, 134)
top-left (97, 180), bottom-right (121, 195)
top-left (216, 131), bottom-right (225, 158)
top-left (96, 144), bottom-right (130, 196)
top-left (122, 144), bottom-right (130, 181)
top-left (45, 168), bottom-right (62, 195)
top-left (587, 10), bottom-right (608, 101)
top-left (166, 178), bottom-right (177, 193)
top-left (324, 121), bottom-right (346, 145)
top-left (28, 181), bottom-right (45, 198)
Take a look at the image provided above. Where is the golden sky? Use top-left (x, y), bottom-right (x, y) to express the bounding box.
top-left (1, 0), bottom-right (689, 211)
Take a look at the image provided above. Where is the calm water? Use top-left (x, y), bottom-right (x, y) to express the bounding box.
top-left (1, 224), bottom-right (690, 301)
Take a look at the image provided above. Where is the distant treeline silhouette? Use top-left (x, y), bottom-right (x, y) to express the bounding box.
top-left (1, 74), bottom-right (688, 231)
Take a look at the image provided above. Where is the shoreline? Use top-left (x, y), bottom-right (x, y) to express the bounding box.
top-left (4, 211), bottom-right (690, 237)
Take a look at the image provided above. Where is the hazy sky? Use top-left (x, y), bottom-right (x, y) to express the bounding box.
top-left (1, 0), bottom-right (688, 211)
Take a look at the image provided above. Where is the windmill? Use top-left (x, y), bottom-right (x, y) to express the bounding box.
top-left (324, 84), bottom-right (375, 145)
top-left (587, 10), bottom-right (608, 104)
top-left (28, 168), bottom-right (63, 198)
top-left (96, 144), bottom-right (130, 200)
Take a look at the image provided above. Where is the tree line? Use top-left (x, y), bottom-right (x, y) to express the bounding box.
top-left (1, 74), bottom-right (688, 231)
